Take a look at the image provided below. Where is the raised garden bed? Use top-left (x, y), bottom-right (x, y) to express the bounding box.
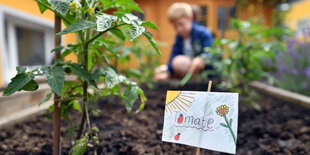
top-left (0, 82), bottom-right (309, 154)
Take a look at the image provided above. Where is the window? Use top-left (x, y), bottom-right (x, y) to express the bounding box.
top-left (296, 18), bottom-right (309, 37)
top-left (16, 26), bottom-right (46, 66)
top-left (217, 6), bottom-right (236, 30)
top-left (0, 5), bottom-right (54, 84)
top-left (198, 5), bottom-right (208, 27)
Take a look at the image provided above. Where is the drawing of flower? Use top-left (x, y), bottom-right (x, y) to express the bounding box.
top-left (216, 105), bottom-right (229, 117)
top-left (216, 105), bottom-right (236, 144)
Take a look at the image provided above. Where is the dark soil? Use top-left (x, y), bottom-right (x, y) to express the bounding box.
top-left (0, 82), bottom-right (310, 155)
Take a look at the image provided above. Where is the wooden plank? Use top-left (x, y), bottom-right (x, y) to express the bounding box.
top-left (0, 83), bottom-right (104, 128)
top-left (250, 81), bottom-right (310, 109)
top-left (0, 99), bottom-right (53, 128)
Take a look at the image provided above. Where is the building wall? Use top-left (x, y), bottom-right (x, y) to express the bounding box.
top-left (285, 0), bottom-right (310, 31)
top-left (0, 0), bottom-right (77, 87)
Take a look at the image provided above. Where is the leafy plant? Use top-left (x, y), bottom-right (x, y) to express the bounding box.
top-left (272, 33), bottom-right (310, 96)
top-left (3, 0), bottom-right (160, 153)
top-left (207, 19), bottom-right (291, 109)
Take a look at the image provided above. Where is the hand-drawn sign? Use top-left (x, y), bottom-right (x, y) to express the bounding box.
top-left (162, 91), bottom-right (239, 154)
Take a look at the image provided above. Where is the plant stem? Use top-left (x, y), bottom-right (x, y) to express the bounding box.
top-left (224, 115), bottom-right (236, 144)
top-left (53, 14), bottom-right (62, 155)
top-left (76, 81), bottom-right (87, 140)
top-left (76, 34), bottom-right (90, 140)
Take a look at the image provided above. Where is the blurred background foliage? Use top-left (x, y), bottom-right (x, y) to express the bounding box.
top-left (102, 27), bottom-right (162, 89)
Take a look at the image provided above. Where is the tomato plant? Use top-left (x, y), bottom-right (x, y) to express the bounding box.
top-left (3, 0), bottom-right (160, 153)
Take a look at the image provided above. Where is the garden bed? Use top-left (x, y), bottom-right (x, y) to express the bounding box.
top-left (0, 82), bottom-right (309, 154)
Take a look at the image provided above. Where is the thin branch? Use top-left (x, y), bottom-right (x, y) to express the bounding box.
top-left (85, 23), bottom-right (127, 47)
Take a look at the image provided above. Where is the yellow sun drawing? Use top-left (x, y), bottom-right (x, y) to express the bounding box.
top-left (165, 91), bottom-right (196, 114)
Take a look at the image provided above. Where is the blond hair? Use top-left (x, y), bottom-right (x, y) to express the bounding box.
top-left (167, 2), bottom-right (193, 21)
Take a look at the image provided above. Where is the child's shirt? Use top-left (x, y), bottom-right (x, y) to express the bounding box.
top-left (167, 23), bottom-right (213, 74)
top-left (183, 38), bottom-right (194, 58)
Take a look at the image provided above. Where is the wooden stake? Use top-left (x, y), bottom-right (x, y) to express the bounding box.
top-left (196, 80), bottom-right (213, 155)
top-left (53, 14), bottom-right (61, 155)
top-left (207, 81), bottom-right (212, 92)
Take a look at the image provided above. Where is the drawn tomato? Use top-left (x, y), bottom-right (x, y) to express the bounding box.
top-left (177, 114), bottom-right (183, 124)
top-left (174, 133), bottom-right (181, 140)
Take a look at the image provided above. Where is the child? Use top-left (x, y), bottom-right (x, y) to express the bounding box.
top-left (155, 2), bottom-right (213, 81)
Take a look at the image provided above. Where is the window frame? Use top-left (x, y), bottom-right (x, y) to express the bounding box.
top-left (0, 5), bottom-right (54, 85)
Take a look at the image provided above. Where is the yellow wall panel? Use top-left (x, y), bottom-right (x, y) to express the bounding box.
top-left (285, 0), bottom-right (310, 30)
top-left (0, 0), bottom-right (54, 21)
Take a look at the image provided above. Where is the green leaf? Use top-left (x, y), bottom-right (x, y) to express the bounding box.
top-left (130, 24), bottom-right (145, 41)
top-left (61, 49), bottom-right (72, 59)
top-left (113, 11), bottom-right (126, 18)
top-left (37, 0), bottom-right (51, 14)
top-left (46, 66), bottom-right (65, 96)
top-left (110, 28), bottom-right (126, 41)
top-left (91, 67), bottom-right (105, 82)
top-left (101, 0), bottom-right (115, 9)
top-left (60, 100), bottom-right (73, 121)
top-left (48, 0), bottom-right (70, 16)
top-left (101, 41), bottom-right (116, 55)
top-left (51, 45), bottom-right (64, 53)
top-left (16, 66), bottom-right (26, 73)
top-left (57, 20), bottom-right (96, 35)
top-left (143, 31), bottom-right (161, 55)
top-left (122, 13), bottom-right (139, 24)
top-left (141, 21), bottom-right (159, 30)
top-left (40, 92), bottom-right (53, 105)
top-left (38, 66), bottom-right (49, 76)
top-left (72, 136), bottom-right (89, 155)
top-left (96, 13), bottom-right (117, 32)
top-left (70, 100), bottom-right (81, 112)
top-left (20, 79), bottom-right (39, 91)
top-left (3, 73), bottom-right (34, 96)
top-left (71, 63), bottom-right (98, 88)
top-left (105, 67), bottom-right (123, 88)
top-left (92, 126), bottom-right (99, 133)
top-left (180, 73), bottom-right (192, 86)
top-left (220, 123), bottom-right (228, 128)
top-left (124, 86), bottom-right (139, 112)
top-left (230, 118), bottom-right (233, 126)
top-left (115, 0), bottom-right (142, 13)
top-left (135, 87), bottom-right (147, 113)
top-left (63, 11), bottom-right (77, 26)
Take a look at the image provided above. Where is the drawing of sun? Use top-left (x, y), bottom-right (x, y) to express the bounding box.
top-left (165, 91), bottom-right (196, 114)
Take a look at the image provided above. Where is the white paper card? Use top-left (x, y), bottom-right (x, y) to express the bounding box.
top-left (162, 91), bottom-right (239, 154)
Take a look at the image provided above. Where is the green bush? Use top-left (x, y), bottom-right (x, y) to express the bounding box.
top-left (207, 19), bottom-right (291, 109)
